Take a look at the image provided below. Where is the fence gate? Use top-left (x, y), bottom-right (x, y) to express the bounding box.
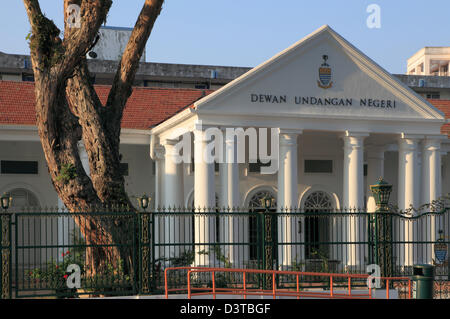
top-left (12, 211), bottom-right (138, 299)
top-left (1, 209), bottom-right (449, 298)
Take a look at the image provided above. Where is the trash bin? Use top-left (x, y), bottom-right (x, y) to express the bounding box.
top-left (412, 264), bottom-right (434, 299)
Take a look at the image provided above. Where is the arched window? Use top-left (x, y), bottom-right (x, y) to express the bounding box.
top-left (303, 191), bottom-right (332, 259)
top-left (248, 190), bottom-right (277, 212)
top-left (303, 191), bottom-right (333, 212)
top-left (8, 188), bottom-right (40, 211)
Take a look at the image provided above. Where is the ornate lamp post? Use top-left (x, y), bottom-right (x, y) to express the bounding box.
top-left (1, 193), bottom-right (12, 211)
top-left (0, 193), bottom-right (12, 299)
top-left (370, 178), bottom-right (392, 212)
top-left (137, 194), bottom-right (151, 212)
top-left (137, 194), bottom-right (152, 292)
top-left (259, 193), bottom-right (275, 288)
top-left (370, 178), bottom-right (393, 278)
top-left (260, 194), bottom-right (275, 213)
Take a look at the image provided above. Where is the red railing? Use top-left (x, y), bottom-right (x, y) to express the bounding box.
top-left (164, 267), bottom-right (412, 299)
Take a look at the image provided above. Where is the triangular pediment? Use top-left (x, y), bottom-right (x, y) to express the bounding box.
top-left (194, 25), bottom-right (445, 122)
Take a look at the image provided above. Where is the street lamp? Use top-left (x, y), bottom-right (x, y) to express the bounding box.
top-left (1, 193), bottom-right (12, 211)
top-left (137, 194), bottom-right (151, 211)
top-left (260, 194), bottom-right (274, 212)
top-left (370, 177), bottom-right (392, 212)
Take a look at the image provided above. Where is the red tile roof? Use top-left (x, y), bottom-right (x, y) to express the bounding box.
top-left (0, 81), bottom-right (449, 137)
top-left (0, 81), bottom-right (212, 130)
top-left (428, 99), bottom-right (450, 137)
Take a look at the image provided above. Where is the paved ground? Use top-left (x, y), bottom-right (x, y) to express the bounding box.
top-left (93, 289), bottom-right (400, 299)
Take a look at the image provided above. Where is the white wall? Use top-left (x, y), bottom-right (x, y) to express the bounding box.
top-left (0, 142), bottom-right (156, 209)
top-left (0, 141), bottom-right (56, 208)
top-left (180, 132), bottom-right (345, 209)
top-left (0, 138), bottom-right (447, 211)
top-left (120, 144), bottom-right (155, 206)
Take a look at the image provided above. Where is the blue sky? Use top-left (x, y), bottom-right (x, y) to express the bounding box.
top-left (0, 0), bottom-right (449, 74)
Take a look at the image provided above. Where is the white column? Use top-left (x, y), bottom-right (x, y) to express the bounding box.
top-left (77, 140), bottom-right (90, 176)
top-left (151, 145), bottom-right (165, 262)
top-left (277, 130), bottom-right (300, 269)
top-left (398, 135), bottom-right (421, 267)
top-left (424, 58), bottom-right (430, 75)
top-left (153, 146), bottom-right (165, 209)
top-left (162, 139), bottom-right (184, 208)
top-left (57, 197), bottom-right (69, 262)
top-left (162, 139), bottom-right (185, 261)
top-left (219, 133), bottom-right (240, 209)
top-left (342, 132), bottom-right (368, 268)
top-left (422, 137), bottom-right (443, 206)
top-left (421, 137), bottom-right (443, 264)
top-left (219, 132), bottom-right (240, 265)
top-left (194, 127), bottom-right (216, 266)
top-left (366, 145), bottom-right (385, 212)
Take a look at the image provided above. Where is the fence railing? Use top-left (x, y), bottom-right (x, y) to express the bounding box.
top-left (0, 208), bottom-right (448, 298)
top-left (163, 267), bottom-right (413, 299)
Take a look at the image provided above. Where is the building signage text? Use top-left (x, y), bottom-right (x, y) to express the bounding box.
top-left (250, 94), bottom-right (397, 109)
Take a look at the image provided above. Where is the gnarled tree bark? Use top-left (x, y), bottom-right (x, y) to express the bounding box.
top-left (23, 0), bottom-right (164, 276)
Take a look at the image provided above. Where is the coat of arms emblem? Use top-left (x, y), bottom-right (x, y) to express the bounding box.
top-left (435, 230), bottom-right (448, 264)
top-left (317, 55), bottom-right (333, 89)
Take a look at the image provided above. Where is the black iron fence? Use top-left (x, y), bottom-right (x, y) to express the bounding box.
top-left (0, 208), bottom-right (449, 298)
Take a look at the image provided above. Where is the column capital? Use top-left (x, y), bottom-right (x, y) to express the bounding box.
top-left (341, 132), bottom-right (368, 149)
top-left (398, 135), bottom-right (420, 151)
top-left (399, 133), bottom-right (424, 141)
top-left (161, 138), bottom-right (184, 163)
top-left (342, 131), bottom-right (370, 138)
top-left (153, 145), bottom-right (165, 160)
top-left (422, 138), bottom-right (442, 151)
top-left (423, 135), bottom-right (447, 148)
top-left (279, 132), bottom-right (299, 147)
top-left (160, 138), bottom-right (180, 146)
top-left (279, 128), bottom-right (303, 135)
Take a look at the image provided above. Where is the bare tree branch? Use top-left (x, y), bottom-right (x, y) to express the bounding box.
top-left (105, 0), bottom-right (164, 133)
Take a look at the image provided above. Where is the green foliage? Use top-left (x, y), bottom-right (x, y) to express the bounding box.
top-left (308, 248), bottom-right (335, 276)
top-left (25, 31), bottom-right (32, 43)
top-left (167, 250), bottom-right (195, 267)
top-left (28, 251), bottom-right (84, 292)
top-left (56, 163), bottom-right (78, 184)
top-left (27, 231), bottom-right (86, 296)
top-left (198, 246), bottom-right (236, 288)
top-left (82, 258), bottom-right (132, 296)
top-left (290, 260), bottom-right (305, 272)
top-left (27, 231), bottom-right (132, 297)
top-left (28, 13), bottom-right (64, 68)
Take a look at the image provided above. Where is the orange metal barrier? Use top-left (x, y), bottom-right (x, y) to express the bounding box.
top-left (164, 267), bottom-right (412, 300)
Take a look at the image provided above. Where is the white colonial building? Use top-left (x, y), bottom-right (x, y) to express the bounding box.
top-left (149, 25), bottom-right (449, 213)
top-left (1, 26), bottom-right (449, 270)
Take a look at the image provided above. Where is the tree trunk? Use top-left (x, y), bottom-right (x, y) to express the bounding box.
top-left (23, 0), bottom-right (164, 276)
